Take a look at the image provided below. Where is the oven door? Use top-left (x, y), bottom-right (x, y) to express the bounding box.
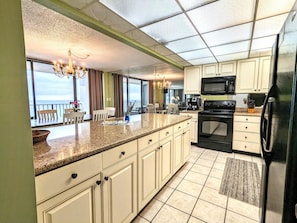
top-left (198, 112), bottom-right (233, 153)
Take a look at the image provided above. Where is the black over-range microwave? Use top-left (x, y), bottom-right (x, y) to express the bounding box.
top-left (201, 76), bottom-right (236, 95)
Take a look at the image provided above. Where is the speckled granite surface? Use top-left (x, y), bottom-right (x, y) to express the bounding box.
top-left (33, 114), bottom-right (191, 176)
top-left (235, 107), bottom-right (262, 116)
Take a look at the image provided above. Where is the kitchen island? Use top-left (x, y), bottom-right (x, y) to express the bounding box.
top-left (34, 113), bottom-right (191, 223)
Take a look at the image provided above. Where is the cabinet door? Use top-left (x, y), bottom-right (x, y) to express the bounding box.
top-left (202, 63), bottom-right (218, 77)
top-left (138, 144), bottom-right (159, 210)
top-left (236, 58), bottom-right (259, 93)
top-left (102, 155), bottom-right (137, 223)
top-left (159, 137), bottom-right (173, 188)
top-left (37, 175), bottom-right (102, 223)
top-left (257, 56), bottom-right (271, 92)
top-left (173, 132), bottom-right (183, 172)
top-left (219, 61), bottom-right (237, 76)
top-left (190, 119), bottom-right (198, 143)
top-left (183, 128), bottom-right (191, 162)
top-left (184, 66), bottom-right (202, 94)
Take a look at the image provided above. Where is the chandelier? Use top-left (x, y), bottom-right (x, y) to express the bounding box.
top-left (155, 75), bottom-right (171, 90)
top-left (53, 49), bottom-right (88, 79)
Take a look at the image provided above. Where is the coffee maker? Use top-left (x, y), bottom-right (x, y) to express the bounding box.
top-left (187, 96), bottom-right (201, 110)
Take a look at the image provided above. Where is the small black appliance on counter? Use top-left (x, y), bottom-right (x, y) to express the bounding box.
top-left (186, 96), bottom-right (201, 110)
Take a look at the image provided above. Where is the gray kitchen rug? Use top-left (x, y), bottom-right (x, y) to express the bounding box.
top-left (219, 158), bottom-right (260, 206)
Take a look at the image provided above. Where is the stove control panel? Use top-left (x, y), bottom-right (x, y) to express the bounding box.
top-left (203, 100), bottom-right (236, 111)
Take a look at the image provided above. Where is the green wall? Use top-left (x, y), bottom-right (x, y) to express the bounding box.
top-left (0, 1), bottom-right (37, 222)
top-left (103, 72), bottom-right (114, 107)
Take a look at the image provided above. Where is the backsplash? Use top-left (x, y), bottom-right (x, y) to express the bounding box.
top-left (201, 94), bottom-right (250, 108)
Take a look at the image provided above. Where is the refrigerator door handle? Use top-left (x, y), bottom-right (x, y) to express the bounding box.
top-left (260, 86), bottom-right (275, 156)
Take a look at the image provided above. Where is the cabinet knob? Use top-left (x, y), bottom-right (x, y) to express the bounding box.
top-left (166, 132), bottom-right (169, 135)
top-left (246, 118), bottom-right (248, 121)
top-left (148, 139), bottom-right (152, 143)
top-left (121, 151), bottom-right (126, 156)
top-left (254, 89), bottom-right (257, 91)
top-left (178, 126), bottom-right (181, 129)
top-left (104, 176), bottom-right (109, 181)
top-left (71, 173), bottom-right (78, 179)
top-left (245, 145), bottom-right (247, 148)
top-left (245, 136), bottom-right (247, 139)
top-left (245, 126), bottom-right (248, 129)
top-left (96, 180), bottom-right (102, 185)
top-left (159, 145), bottom-right (163, 150)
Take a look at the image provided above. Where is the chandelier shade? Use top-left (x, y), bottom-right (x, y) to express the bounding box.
top-left (53, 50), bottom-right (87, 79)
top-left (154, 75), bottom-right (171, 92)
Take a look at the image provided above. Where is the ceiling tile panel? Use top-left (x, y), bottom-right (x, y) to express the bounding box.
top-left (187, 0), bottom-right (256, 33)
top-left (202, 23), bottom-right (252, 47)
top-left (251, 35), bottom-right (277, 50)
top-left (178, 48), bottom-right (213, 60)
top-left (99, 0), bottom-right (182, 27)
top-left (188, 57), bottom-right (217, 65)
top-left (210, 40), bottom-right (250, 55)
top-left (216, 52), bottom-right (249, 62)
top-left (253, 14), bottom-right (289, 38)
top-left (178, 0), bottom-right (217, 11)
top-left (165, 36), bottom-right (207, 53)
top-left (140, 14), bottom-right (197, 43)
top-left (256, 0), bottom-right (296, 20)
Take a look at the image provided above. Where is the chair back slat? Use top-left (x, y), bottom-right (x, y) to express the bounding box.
top-left (63, 112), bottom-right (85, 125)
top-left (93, 110), bottom-right (108, 121)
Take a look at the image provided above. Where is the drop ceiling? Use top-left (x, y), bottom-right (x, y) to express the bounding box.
top-left (22, 0), bottom-right (296, 81)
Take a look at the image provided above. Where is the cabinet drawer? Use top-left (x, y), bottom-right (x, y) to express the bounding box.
top-left (234, 115), bottom-right (260, 123)
top-left (102, 140), bottom-right (137, 169)
top-left (183, 120), bottom-right (191, 129)
top-left (174, 122), bottom-right (184, 133)
top-left (160, 127), bottom-right (173, 140)
top-left (35, 153), bottom-right (102, 204)
top-left (233, 131), bottom-right (260, 143)
top-left (138, 132), bottom-right (159, 151)
top-left (233, 122), bottom-right (260, 133)
top-left (233, 140), bottom-right (260, 154)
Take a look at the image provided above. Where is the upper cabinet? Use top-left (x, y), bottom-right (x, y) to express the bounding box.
top-left (202, 61), bottom-right (237, 77)
top-left (236, 56), bottom-right (271, 93)
top-left (184, 66), bottom-right (202, 94)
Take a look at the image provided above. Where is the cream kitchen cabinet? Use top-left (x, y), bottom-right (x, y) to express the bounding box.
top-left (233, 115), bottom-right (261, 154)
top-left (180, 112), bottom-right (198, 143)
top-left (202, 61), bottom-right (237, 77)
top-left (184, 66), bottom-right (202, 94)
top-left (137, 129), bottom-right (173, 211)
top-left (35, 153), bottom-right (103, 223)
top-left (101, 140), bottom-right (138, 223)
top-left (236, 56), bottom-right (271, 93)
top-left (138, 132), bottom-right (160, 211)
top-left (173, 121), bottom-right (191, 172)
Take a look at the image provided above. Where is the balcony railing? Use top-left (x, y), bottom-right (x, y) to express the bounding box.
top-left (29, 103), bottom-right (82, 119)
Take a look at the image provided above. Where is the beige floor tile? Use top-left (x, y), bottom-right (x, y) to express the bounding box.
top-left (155, 186), bottom-right (174, 203)
top-left (213, 162), bottom-right (226, 170)
top-left (205, 176), bottom-right (222, 191)
top-left (166, 190), bottom-right (197, 214)
top-left (190, 164), bottom-right (211, 175)
top-left (209, 168), bottom-right (224, 179)
top-left (234, 153), bottom-right (253, 161)
top-left (196, 158), bottom-right (215, 167)
top-left (200, 153), bottom-right (217, 161)
top-left (227, 198), bottom-right (260, 221)
top-left (188, 216), bottom-right (205, 223)
top-left (200, 187), bottom-right (227, 208)
top-left (177, 179), bottom-right (203, 197)
top-left (152, 204), bottom-right (190, 223)
top-left (215, 156), bottom-right (228, 164)
top-left (166, 176), bottom-right (183, 189)
top-left (181, 161), bottom-right (194, 170)
top-left (132, 216), bottom-right (150, 223)
top-left (217, 152), bottom-right (234, 158)
top-left (225, 210), bottom-right (259, 223)
top-left (175, 168), bottom-right (189, 178)
top-left (139, 199), bottom-right (164, 221)
top-left (192, 199), bottom-right (226, 223)
top-left (184, 170), bottom-right (208, 185)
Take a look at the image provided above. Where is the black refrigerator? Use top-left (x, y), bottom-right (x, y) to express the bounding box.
top-left (260, 3), bottom-right (297, 223)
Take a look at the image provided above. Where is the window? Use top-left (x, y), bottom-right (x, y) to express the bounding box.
top-left (26, 59), bottom-right (90, 122)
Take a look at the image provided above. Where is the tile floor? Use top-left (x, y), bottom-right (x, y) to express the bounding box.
top-left (132, 145), bottom-right (262, 223)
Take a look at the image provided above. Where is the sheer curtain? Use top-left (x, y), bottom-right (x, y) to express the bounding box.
top-left (113, 73), bottom-right (124, 117)
top-left (88, 69), bottom-right (103, 113)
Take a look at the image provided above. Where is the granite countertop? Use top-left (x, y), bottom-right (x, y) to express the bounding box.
top-left (234, 107), bottom-right (262, 116)
top-left (33, 113), bottom-right (191, 176)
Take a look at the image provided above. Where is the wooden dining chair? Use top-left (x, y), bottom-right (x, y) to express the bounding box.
top-left (38, 109), bottom-right (58, 121)
top-left (105, 107), bottom-right (116, 117)
top-left (64, 108), bottom-right (74, 113)
top-left (63, 112), bottom-right (85, 125)
top-left (146, 104), bottom-right (155, 113)
top-left (93, 110), bottom-right (108, 121)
